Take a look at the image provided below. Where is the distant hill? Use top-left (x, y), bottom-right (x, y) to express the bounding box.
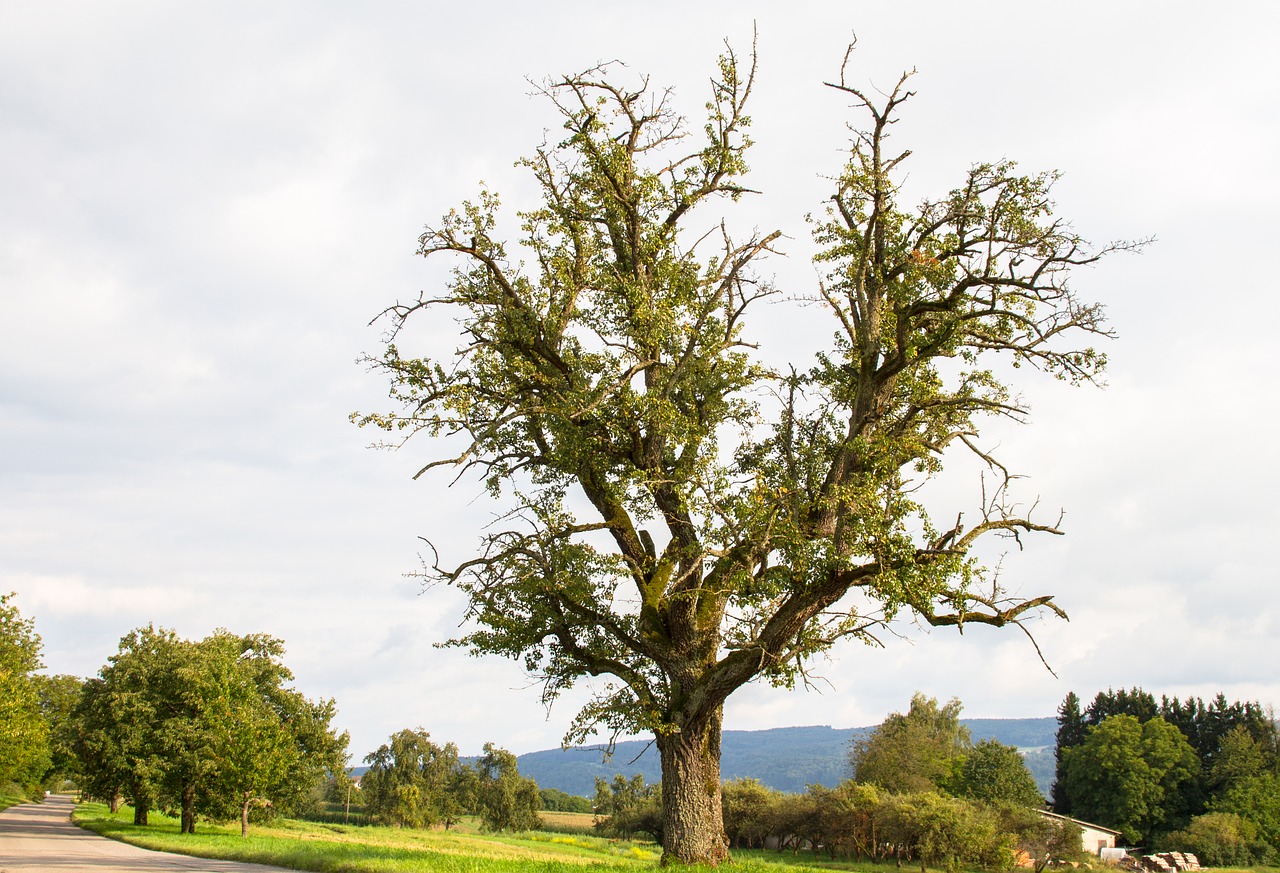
top-left (517, 717), bottom-right (1057, 797)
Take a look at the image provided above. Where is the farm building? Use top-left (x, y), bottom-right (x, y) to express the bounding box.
top-left (1038, 809), bottom-right (1123, 854)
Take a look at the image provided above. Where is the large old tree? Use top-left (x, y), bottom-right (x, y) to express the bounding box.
top-left (358, 41), bottom-right (1132, 864)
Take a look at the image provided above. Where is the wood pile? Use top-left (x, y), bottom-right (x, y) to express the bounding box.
top-left (1139, 853), bottom-right (1200, 872)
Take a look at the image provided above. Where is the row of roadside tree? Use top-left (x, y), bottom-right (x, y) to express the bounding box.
top-left (2, 596), bottom-right (543, 836)
top-left (71, 625), bottom-right (346, 835)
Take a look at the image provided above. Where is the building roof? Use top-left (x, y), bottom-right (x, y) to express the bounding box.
top-left (1036, 809), bottom-right (1123, 836)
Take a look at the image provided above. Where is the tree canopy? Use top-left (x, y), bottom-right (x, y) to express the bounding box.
top-left (852, 694), bottom-right (1041, 808)
top-left (362, 728), bottom-right (465, 829)
top-left (359, 38), bottom-right (1132, 864)
top-left (851, 693), bottom-right (970, 794)
top-left (0, 593), bottom-right (51, 795)
top-left (1052, 687), bottom-right (1280, 848)
top-left (474, 742), bottom-right (543, 832)
top-left (951, 739), bottom-right (1043, 808)
top-left (1058, 714), bottom-right (1198, 843)
top-left (73, 626), bottom-right (347, 835)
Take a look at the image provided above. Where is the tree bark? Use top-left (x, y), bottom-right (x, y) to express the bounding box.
top-left (180, 783), bottom-right (196, 834)
top-left (128, 780), bottom-right (148, 824)
top-left (658, 706), bottom-right (729, 866)
top-left (241, 796), bottom-right (250, 837)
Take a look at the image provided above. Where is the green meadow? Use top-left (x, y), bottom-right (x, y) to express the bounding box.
top-left (74, 802), bottom-right (666, 873)
top-left (67, 802), bottom-right (1280, 873)
top-left (67, 802), bottom-right (921, 873)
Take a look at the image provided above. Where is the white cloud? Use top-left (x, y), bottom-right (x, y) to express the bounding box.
top-left (3, 0), bottom-right (1279, 764)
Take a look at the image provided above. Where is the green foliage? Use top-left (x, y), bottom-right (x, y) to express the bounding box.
top-left (722, 777), bottom-right (780, 850)
top-left (362, 728), bottom-right (465, 829)
top-left (35, 673), bottom-right (84, 788)
top-left (1058, 714), bottom-right (1199, 843)
top-left (71, 626), bottom-right (347, 834)
top-left (358, 39), bottom-right (1129, 865)
top-left (722, 776), bottom-right (1055, 871)
top-left (1209, 725), bottom-right (1274, 796)
top-left (538, 787), bottom-right (592, 813)
top-left (1165, 812), bottom-right (1273, 867)
top-left (1210, 771), bottom-right (1280, 853)
top-left (1052, 687), bottom-right (1280, 845)
top-left (852, 694), bottom-right (970, 795)
top-left (950, 740), bottom-right (1043, 807)
top-left (770, 782), bottom-right (895, 861)
top-left (881, 791), bottom-right (1012, 873)
top-left (593, 773), bottom-right (662, 842)
top-left (1084, 688), bottom-right (1160, 725)
top-left (193, 632), bottom-right (349, 834)
top-left (0, 593), bottom-right (51, 796)
top-left (989, 806), bottom-right (1083, 873)
top-left (1051, 692), bottom-right (1085, 813)
top-left (474, 743), bottom-right (542, 832)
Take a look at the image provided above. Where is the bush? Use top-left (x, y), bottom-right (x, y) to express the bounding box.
top-left (1164, 812), bottom-right (1273, 867)
top-left (539, 788), bottom-right (591, 813)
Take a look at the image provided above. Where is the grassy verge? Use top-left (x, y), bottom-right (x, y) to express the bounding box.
top-left (0, 790), bottom-right (31, 812)
top-left (73, 802), bottom-right (663, 873)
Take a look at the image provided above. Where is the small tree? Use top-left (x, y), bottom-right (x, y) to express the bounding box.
top-left (951, 738), bottom-right (1043, 807)
top-left (852, 693), bottom-right (970, 794)
top-left (594, 772), bottom-right (661, 841)
top-left (35, 674), bottom-right (84, 790)
top-left (1210, 772), bottom-right (1280, 854)
top-left (474, 743), bottom-right (541, 832)
top-left (358, 38), bottom-right (1134, 864)
top-left (362, 728), bottom-right (460, 828)
top-left (994, 804), bottom-right (1083, 873)
top-left (73, 625), bottom-right (184, 825)
top-left (540, 786), bottom-right (592, 813)
top-left (1166, 812), bottom-right (1273, 867)
top-left (1051, 691), bottom-right (1086, 813)
top-left (194, 633), bottom-right (348, 836)
top-left (72, 626), bottom-right (345, 834)
top-left (889, 792), bottom-right (1009, 873)
top-left (721, 777), bottom-right (777, 849)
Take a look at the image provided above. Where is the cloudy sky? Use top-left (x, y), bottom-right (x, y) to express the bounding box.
top-left (4, 2), bottom-right (1278, 765)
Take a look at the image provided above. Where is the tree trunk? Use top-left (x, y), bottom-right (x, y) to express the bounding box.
top-left (108, 793), bottom-right (120, 814)
top-left (180, 783), bottom-right (196, 834)
top-left (129, 781), bottom-right (148, 824)
top-left (657, 706), bottom-right (729, 866)
top-left (241, 796), bottom-right (250, 837)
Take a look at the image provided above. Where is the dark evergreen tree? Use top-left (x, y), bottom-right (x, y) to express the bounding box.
top-left (1085, 687), bottom-right (1159, 726)
top-left (1051, 691), bottom-right (1085, 813)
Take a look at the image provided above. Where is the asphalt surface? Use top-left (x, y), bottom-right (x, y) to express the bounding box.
top-left (0, 795), bottom-right (296, 873)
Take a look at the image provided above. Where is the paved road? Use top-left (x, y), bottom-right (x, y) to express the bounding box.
top-left (0, 795), bottom-right (296, 873)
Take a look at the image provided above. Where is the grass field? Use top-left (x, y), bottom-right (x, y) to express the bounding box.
top-left (73, 802), bottom-right (665, 873)
top-left (65, 802), bottom-right (1280, 873)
